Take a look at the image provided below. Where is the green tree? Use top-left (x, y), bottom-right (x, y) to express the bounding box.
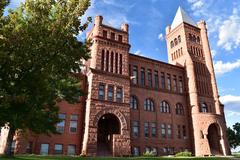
top-left (0, 0), bottom-right (91, 156)
top-left (227, 123), bottom-right (240, 149)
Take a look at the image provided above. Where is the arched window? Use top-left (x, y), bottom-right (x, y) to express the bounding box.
top-left (188, 33), bottom-right (192, 41)
top-left (197, 36), bottom-right (200, 44)
top-left (174, 38), bottom-right (178, 46)
top-left (144, 98), bottom-right (154, 112)
top-left (170, 41), bottom-right (174, 48)
top-left (176, 103), bottom-right (184, 115)
top-left (130, 96), bottom-right (138, 110)
top-left (192, 35), bottom-right (196, 42)
top-left (178, 35), bottom-right (181, 43)
top-left (160, 101), bottom-right (170, 113)
top-left (201, 103), bottom-right (208, 113)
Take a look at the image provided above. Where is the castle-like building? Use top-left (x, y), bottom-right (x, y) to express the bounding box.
top-left (0, 7), bottom-right (231, 156)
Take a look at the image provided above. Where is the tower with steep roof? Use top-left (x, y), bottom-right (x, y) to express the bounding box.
top-left (165, 7), bottom-right (230, 156)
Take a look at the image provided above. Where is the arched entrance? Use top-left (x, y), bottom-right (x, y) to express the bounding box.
top-left (207, 123), bottom-right (223, 155)
top-left (97, 113), bottom-right (120, 156)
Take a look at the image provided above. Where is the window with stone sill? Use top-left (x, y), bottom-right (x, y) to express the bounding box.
top-left (131, 121), bottom-right (139, 137)
top-left (140, 67), bottom-right (145, 86)
top-left (167, 74), bottom-right (171, 91)
top-left (130, 95), bottom-right (138, 110)
top-left (132, 66), bottom-right (138, 85)
top-left (144, 122), bottom-right (149, 138)
top-left (176, 103), bottom-right (184, 115)
top-left (67, 145), bottom-right (76, 155)
top-left (161, 72), bottom-right (165, 89)
top-left (154, 70), bottom-right (159, 89)
top-left (173, 75), bottom-right (177, 92)
top-left (108, 85), bottom-right (114, 101)
top-left (201, 103), bottom-right (208, 113)
top-left (116, 87), bottom-right (123, 103)
top-left (161, 124), bottom-right (166, 139)
top-left (160, 101), bottom-right (170, 113)
top-left (151, 122), bottom-right (157, 137)
top-left (118, 35), bottom-right (123, 42)
top-left (70, 119), bottom-right (78, 133)
top-left (40, 144), bottom-right (49, 155)
top-left (103, 30), bottom-right (107, 38)
top-left (54, 144), bottom-right (63, 155)
top-left (144, 98), bottom-right (154, 112)
top-left (98, 83), bottom-right (105, 100)
top-left (56, 113), bottom-right (66, 133)
top-left (147, 69), bottom-right (152, 87)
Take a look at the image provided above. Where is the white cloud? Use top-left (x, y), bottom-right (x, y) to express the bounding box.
top-left (158, 33), bottom-right (164, 41)
top-left (220, 95), bottom-right (240, 105)
top-left (217, 8), bottom-right (240, 51)
top-left (211, 50), bottom-right (217, 57)
top-left (214, 59), bottom-right (240, 75)
top-left (133, 50), bottom-right (142, 56)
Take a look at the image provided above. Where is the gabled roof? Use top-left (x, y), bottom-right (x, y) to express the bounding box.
top-left (171, 6), bottom-right (197, 29)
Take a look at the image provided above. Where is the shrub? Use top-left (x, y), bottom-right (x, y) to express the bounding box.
top-left (143, 151), bottom-right (156, 157)
top-left (175, 151), bottom-right (192, 157)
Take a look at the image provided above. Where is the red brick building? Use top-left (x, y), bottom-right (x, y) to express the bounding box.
top-left (0, 7), bottom-right (231, 156)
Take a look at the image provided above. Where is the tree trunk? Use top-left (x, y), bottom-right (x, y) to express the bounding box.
top-left (4, 128), bottom-right (15, 157)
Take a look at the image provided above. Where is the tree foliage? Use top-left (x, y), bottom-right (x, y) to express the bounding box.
top-left (227, 123), bottom-right (240, 149)
top-left (0, 0), bottom-right (91, 155)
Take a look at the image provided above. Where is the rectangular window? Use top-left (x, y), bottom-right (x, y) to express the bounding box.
top-left (101, 50), bottom-right (105, 70)
top-left (103, 30), bottom-right (107, 38)
top-left (167, 74), bottom-right (171, 91)
top-left (177, 125), bottom-right (181, 139)
top-left (167, 124), bottom-right (172, 139)
top-left (151, 122), bottom-right (157, 137)
top-left (98, 84), bottom-right (105, 100)
top-left (161, 72), bottom-right (165, 89)
top-left (132, 147), bottom-right (140, 156)
top-left (54, 144), bottom-right (63, 154)
top-left (40, 144), bottom-right (49, 155)
top-left (111, 32), bottom-right (115, 40)
top-left (108, 85), bottom-right (114, 101)
top-left (179, 76), bottom-right (183, 93)
top-left (70, 114), bottom-right (78, 133)
top-left (119, 54), bottom-right (122, 74)
top-left (110, 52), bottom-right (114, 72)
top-left (144, 122), bottom-right (149, 137)
top-left (173, 75), bottom-right (177, 92)
top-left (131, 121), bottom-right (139, 137)
top-left (116, 87), bottom-right (123, 103)
top-left (183, 125), bottom-right (187, 139)
top-left (115, 53), bottom-right (118, 74)
top-left (154, 71), bottom-right (159, 89)
top-left (147, 69), bottom-right (152, 87)
top-left (141, 67), bottom-right (145, 86)
top-left (118, 35), bottom-right (122, 42)
top-left (56, 114), bottom-right (66, 133)
top-left (152, 147), bottom-right (157, 156)
top-left (161, 124), bottom-right (166, 138)
top-left (132, 66), bottom-right (138, 85)
top-left (106, 51), bottom-right (109, 72)
top-left (67, 145), bottom-right (76, 155)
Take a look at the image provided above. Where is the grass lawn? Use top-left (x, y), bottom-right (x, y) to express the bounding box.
top-left (0, 155), bottom-right (237, 160)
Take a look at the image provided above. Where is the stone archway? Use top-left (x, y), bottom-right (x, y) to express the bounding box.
top-left (207, 123), bottom-right (223, 155)
top-left (93, 109), bottom-right (130, 156)
top-left (97, 114), bottom-right (120, 156)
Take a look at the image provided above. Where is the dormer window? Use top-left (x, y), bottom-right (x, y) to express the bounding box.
top-left (103, 30), bottom-right (107, 38)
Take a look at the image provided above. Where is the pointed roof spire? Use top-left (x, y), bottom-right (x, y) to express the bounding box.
top-left (171, 6), bottom-right (196, 29)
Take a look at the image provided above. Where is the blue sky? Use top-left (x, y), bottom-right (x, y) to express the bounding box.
top-left (5, 0), bottom-right (240, 128)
